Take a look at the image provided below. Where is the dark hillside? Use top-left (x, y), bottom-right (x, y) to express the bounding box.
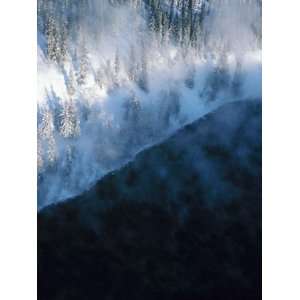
top-left (38, 100), bottom-right (261, 300)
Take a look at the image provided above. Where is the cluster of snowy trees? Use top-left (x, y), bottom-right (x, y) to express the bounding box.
top-left (37, 85), bottom-right (185, 207)
top-left (144, 0), bottom-right (209, 48)
top-left (38, 98), bottom-right (79, 172)
top-left (38, 0), bottom-right (210, 65)
top-left (38, 0), bottom-right (261, 97)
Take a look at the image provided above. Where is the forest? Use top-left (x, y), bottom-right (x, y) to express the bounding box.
top-left (37, 0), bottom-right (262, 207)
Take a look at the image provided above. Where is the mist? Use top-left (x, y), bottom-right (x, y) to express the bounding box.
top-left (37, 0), bottom-right (261, 208)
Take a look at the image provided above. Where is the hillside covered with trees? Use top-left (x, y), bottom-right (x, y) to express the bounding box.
top-left (38, 100), bottom-right (262, 300)
top-left (37, 0), bottom-right (261, 207)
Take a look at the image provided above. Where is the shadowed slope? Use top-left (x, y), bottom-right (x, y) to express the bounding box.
top-left (38, 100), bottom-right (261, 300)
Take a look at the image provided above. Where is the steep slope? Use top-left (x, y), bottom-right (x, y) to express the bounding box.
top-left (38, 100), bottom-right (261, 300)
top-left (37, 0), bottom-right (262, 207)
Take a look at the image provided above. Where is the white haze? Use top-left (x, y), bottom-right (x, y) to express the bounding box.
top-left (37, 0), bottom-right (261, 208)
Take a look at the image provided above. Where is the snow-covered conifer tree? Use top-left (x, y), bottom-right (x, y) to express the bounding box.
top-left (59, 100), bottom-right (80, 138)
top-left (76, 35), bottom-right (90, 86)
top-left (66, 68), bottom-right (76, 98)
top-left (95, 68), bottom-right (104, 89)
top-left (128, 45), bottom-right (138, 82)
top-left (39, 108), bottom-right (57, 165)
top-left (137, 43), bottom-right (149, 93)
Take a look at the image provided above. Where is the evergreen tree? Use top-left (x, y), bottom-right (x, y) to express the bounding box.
top-left (46, 12), bottom-right (60, 63)
top-left (188, 0), bottom-right (196, 46)
top-left (159, 88), bottom-right (180, 128)
top-left (231, 60), bottom-right (243, 97)
top-left (76, 39), bottom-right (89, 86)
top-left (180, 1), bottom-right (187, 47)
top-left (172, 13), bottom-right (180, 44)
top-left (37, 139), bottom-right (44, 170)
top-left (161, 13), bottom-right (168, 44)
top-left (168, 0), bottom-right (176, 29)
top-left (62, 143), bottom-right (75, 178)
top-left (59, 17), bottom-right (68, 63)
top-left (128, 45), bottom-right (137, 82)
top-left (185, 65), bottom-right (196, 89)
top-left (66, 68), bottom-right (76, 97)
top-left (113, 51), bottom-right (121, 87)
top-left (123, 91), bottom-right (142, 146)
top-left (148, 0), bottom-right (156, 32)
top-left (123, 91), bottom-right (141, 123)
top-left (95, 68), bottom-right (104, 89)
top-left (138, 43), bottom-right (149, 93)
top-left (39, 107), bottom-right (57, 164)
top-left (114, 50), bottom-right (121, 76)
top-left (60, 100), bottom-right (80, 138)
top-left (104, 59), bottom-right (114, 89)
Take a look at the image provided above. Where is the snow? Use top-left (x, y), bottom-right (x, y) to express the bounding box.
top-left (37, 0), bottom-right (262, 208)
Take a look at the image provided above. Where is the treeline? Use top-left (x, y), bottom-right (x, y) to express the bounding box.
top-left (37, 0), bottom-right (211, 63)
top-left (144, 0), bottom-right (209, 48)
